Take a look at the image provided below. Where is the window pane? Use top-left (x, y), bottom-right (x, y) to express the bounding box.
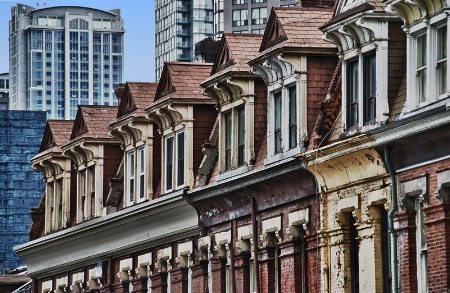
top-left (138, 147), bottom-right (145, 199)
top-left (364, 54), bottom-right (376, 122)
top-left (347, 60), bottom-right (359, 128)
top-left (288, 86), bottom-right (297, 148)
top-left (166, 136), bottom-right (173, 190)
top-left (437, 26), bottom-right (447, 95)
top-left (238, 108), bottom-right (245, 166)
top-left (177, 132), bottom-right (185, 186)
top-left (225, 112), bottom-right (232, 170)
top-left (128, 151), bottom-right (134, 202)
top-left (274, 92), bottom-right (282, 153)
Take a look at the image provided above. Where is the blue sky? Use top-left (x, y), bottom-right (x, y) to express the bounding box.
top-left (0, 0), bottom-right (155, 81)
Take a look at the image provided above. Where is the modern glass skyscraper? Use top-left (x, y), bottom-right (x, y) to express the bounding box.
top-left (155, 0), bottom-right (214, 79)
top-left (9, 4), bottom-right (124, 119)
top-left (213, 0), bottom-right (296, 38)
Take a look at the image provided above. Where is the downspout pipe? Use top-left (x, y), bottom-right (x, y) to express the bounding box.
top-left (384, 147), bottom-right (398, 293)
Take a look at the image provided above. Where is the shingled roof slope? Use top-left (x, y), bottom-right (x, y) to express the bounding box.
top-left (37, 120), bottom-right (74, 155)
top-left (116, 82), bottom-right (158, 119)
top-left (152, 62), bottom-right (214, 107)
top-left (70, 106), bottom-right (118, 140)
top-left (203, 34), bottom-right (263, 84)
top-left (252, 7), bottom-right (335, 61)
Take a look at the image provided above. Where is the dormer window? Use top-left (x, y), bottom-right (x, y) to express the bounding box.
top-left (405, 16), bottom-right (449, 111)
top-left (126, 145), bottom-right (146, 205)
top-left (269, 82), bottom-right (298, 156)
top-left (78, 165), bottom-right (95, 220)
top-left (164, 130), bottom-right (185, 192)
top-left (344, 52), bottom-right (377, 130)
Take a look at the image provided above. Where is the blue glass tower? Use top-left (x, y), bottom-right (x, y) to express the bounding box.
top-left (0, 111), bottom-right (46, 272)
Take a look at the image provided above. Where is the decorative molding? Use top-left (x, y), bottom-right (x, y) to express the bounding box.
top-left (198, 236), bottom-right (211, 261)
top-left (118, 258), bottom-right (133, 283)
top-left (214, 230), bottom-right (231, 263)
top-left (286, 208), bottom-right (310, 239)
top-left (260, 216), bottom-right (282, 246)
top-left (177, 241), bottom-right (193, 267)
top-left (437, 170), bottom-right (450, 202)
top-left (88, 265), bottom-right (102, 290)
top-left (156, 247), bottom-right (172, 273)
top-left (41, 280), bottom-right (52, 293)
top-left (136, 252), bottom-right (152, 279)
top-left (236, 225), bottom-right (252, 253)
top-left (55, 276), bottom-right (68, 293)
top-left (399, 176), bottom-right (428, 211)
top-left (70, 272), bottom-right (84, 293)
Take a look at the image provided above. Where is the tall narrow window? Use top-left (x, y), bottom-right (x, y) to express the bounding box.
top-left (81, 170), bottom-right (87, 220)
top-left (380, 207), bottom-right (392, 293)
top-left (89, 166), bottom-right (95, 217)
top-left (166, 136), bottom-right (174, 191)
top-left (288, 86), bottom-right (297, 148)
top-left (237, 108), bottom-right (245, 166)
top-left (416, 199), bottom-right (428, 292)
top-left (437, 26), bottom-right (447, 96)
top-left (127, 151), bottom-right (135, 203)
top-left (138, 147), bottom-right (145, 200)
top-left (48, 182), bottom-right (54, 231)
top-left (364, 53), bottom-right (376, 123)
top-left (274, 92), bottom-right (282, 154)
top-left (417, 34), bottom-right (427, 103)
top-left (347, 60), bottom-right (359, 128)
top-left (57, 179), bottom-right (63, 228)
top-left (349, 213), bottom-right (359, 293)
top-left (225, 112), bottom-right (232, 170)
top-left (177, 132), bottom-right (185, 186)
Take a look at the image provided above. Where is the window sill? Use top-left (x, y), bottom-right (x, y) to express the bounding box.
top-left (216, 165), bottom-right (255, 182)
top-left (264, 146), bottom-right (304, 166)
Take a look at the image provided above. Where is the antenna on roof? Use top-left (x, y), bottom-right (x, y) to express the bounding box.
top-left (36, 2), bottom-right (39, 7)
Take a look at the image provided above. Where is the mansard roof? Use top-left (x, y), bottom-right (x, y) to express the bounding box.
top-left (205, 33), bottom-right (263, 83)
top-left (113, 82), bottom-right (158, 122)
top-left (38, 120), bottom-right (74, 154)
top-left (151, 62), bottom-right (214, 108)
top-left (250, 7), bottom-right (335, 63)
top-left (70, 105), bottom-right (118, 141)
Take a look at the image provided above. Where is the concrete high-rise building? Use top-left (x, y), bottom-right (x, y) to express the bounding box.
top-left (8, 4), bottom-right (124, 119)
top-left (0, 73), bottom-right (9, 110)
top-left (154, 0), bottom-right (299, 80)
top-left (155, 0), bottom-right (214, 79)
top-left (213, 0), bottom-right (296, 38)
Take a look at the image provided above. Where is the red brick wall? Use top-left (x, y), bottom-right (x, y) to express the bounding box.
top-left (397, 158), bottom-right (450, 292)
top-left (307, 56), bottom-right (338, 136)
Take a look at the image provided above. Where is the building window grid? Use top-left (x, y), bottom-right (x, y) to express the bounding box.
top-left (232, 9), bottom-right (248, 27)
top-left (251, 7), bottom-right (268, 25)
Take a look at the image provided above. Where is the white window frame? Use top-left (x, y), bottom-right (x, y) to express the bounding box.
top-left (137, 145), bottom-right (146, 203)
top-left (407, 14), bottom-right (450, 112)
top-left (266, 77), bottom-right (302, 164)
top-left (176, 130), bottom-right (185, 188)
top-left (126, 150), bottom-right (135, 205)
top-left (219, 99), bottom-right (248, 174)
top-left (163, 133), bottom-right (175, 192)
top-left (77, 163), bottom-right (96, 222)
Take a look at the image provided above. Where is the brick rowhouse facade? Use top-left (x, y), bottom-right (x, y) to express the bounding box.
top-left (13, 1), bottom-right (450, 293)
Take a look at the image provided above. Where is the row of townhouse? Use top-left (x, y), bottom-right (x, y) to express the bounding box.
top-left (14, 0), bottom-right (450, 292)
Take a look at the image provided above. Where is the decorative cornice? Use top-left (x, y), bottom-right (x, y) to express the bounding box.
top-left (385, 0), bottom-right (449, 25)
top-left (14, 191), bottom-right (200, 279)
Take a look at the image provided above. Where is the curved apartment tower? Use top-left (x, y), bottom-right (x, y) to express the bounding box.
top-left (9, 4), bottom-right (124, 119)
